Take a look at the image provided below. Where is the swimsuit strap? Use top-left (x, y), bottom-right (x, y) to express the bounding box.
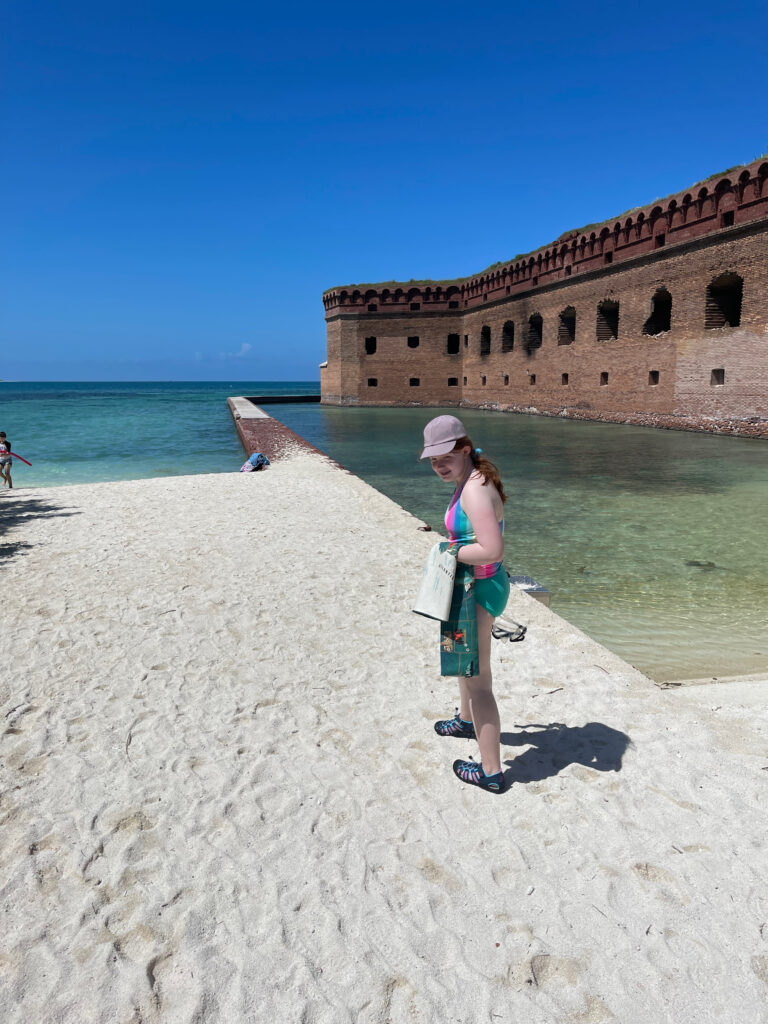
top-left (452, 470), bottom-right (473, 506)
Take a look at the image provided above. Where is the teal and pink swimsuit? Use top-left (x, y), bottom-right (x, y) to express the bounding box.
top-left (445, 476), bottom-right (510, 617)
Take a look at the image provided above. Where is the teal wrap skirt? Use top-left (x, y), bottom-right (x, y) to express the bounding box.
top-left (438, 551), bottom-right (510, 678)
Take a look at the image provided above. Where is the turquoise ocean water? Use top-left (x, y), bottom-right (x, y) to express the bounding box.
top-left (2, 382), bottom-right (767, 682)
top-left (0, 381), bottom-right (319, 485)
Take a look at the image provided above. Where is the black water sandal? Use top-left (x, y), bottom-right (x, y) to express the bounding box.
top-left (434, 711), bottom-right (476, 739)
top-left (452, 758), bottom-right (506, 794)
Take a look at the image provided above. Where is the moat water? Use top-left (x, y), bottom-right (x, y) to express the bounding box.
top-left (273, 403), bottom-right (768, 683)
top-left (2, 383), bottom-right (767, 682)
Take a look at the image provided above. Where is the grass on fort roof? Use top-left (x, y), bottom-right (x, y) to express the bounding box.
top-left (325, 154), bottom-right (767, 294)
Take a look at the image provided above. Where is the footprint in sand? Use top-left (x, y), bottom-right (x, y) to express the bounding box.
top-left (528, 953), bottom-right (585, 988)
top-left (751, 955), bottom-right (768, 986)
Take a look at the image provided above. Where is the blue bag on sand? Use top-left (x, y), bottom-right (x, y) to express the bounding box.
top-left (240, 452), bottom-right (270, 472)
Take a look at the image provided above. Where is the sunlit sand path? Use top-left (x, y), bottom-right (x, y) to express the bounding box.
top-left (1, 450), bottom-right (766, 1023)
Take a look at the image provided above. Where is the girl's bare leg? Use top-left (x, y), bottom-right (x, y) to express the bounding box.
top-left (458, 604), bottom-right (501, 774)
top-left (458, 682), bottom-right (472, 724)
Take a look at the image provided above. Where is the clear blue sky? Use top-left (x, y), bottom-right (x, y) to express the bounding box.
top-left (3, 0), bottom-right (766, 381)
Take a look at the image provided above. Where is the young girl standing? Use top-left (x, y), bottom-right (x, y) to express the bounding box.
top-left (0, 433), bottom-right (12, 489)
top-left (420, 415), bottom-right (510, 794)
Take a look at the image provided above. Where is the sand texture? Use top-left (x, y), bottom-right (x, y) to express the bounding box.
top-left (1, 450), bottom-right (767, 1023)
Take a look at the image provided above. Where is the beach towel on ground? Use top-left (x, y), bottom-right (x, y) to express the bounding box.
top-left (440, 562), bottom-right (479, 677)
top-left (240, 452), bottom-right (270, 472)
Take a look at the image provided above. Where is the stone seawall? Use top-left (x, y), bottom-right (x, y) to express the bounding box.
top-left (227, 396), bottom-right (341, 464)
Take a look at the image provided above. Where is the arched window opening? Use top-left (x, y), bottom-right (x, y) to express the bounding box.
top-left (480, 325), bottom-right (491, 356)
top-left (558, 307), bottom-right (576, 345)
top-left (446, 334), bottom-right (460, 355)
top-left (407, 336), bottom-right (420, 348)
top-left (365, 337), bottom-right (377, 355)
top-left (705, 273), bottom-right (742, 329)
top-left (596, 300), bottom-right (619, 342)
top-left (525, 314), bottom-right (543, 354)
top-left (643, 288), bottom-right (672, 336)
top-left (714, 179), bottom-right (732, 206)
top-left (501, 321), bottom-right (514, 352)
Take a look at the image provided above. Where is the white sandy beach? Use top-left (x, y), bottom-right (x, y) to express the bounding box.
top-left (1, 449), bottom-right (767, 1023)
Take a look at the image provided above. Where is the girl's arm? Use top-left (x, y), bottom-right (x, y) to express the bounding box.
top-left (453, 479), bottom-right (504, 566)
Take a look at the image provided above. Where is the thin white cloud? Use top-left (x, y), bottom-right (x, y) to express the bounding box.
top-left (219, 342), bottom-right (253, 360)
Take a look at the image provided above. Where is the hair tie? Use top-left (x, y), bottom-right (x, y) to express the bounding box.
top-left (475, 448), bottom-right (483, 455)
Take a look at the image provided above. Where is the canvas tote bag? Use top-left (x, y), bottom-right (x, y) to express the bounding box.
top-left (413, 542), bottom-right (457, 621)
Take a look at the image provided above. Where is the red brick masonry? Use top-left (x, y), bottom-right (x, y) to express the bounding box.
top-left (321, 158), bottom-right (768, 438)
top-left (227, 397), bottom-right (344, 465)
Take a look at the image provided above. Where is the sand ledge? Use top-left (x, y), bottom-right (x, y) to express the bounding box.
top-left (1, 452), bottom-right (767, 1023)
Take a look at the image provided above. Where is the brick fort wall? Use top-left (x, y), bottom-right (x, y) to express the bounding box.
top-left (321, 159), bottom-right (768, 437)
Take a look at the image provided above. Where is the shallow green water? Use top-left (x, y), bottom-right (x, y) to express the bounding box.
top-left (2, 384), bottom-right (766, 682)
top-left (273, 404), bottom-right (768, 683)
top-left (0, 381), bottom-right (319, 485)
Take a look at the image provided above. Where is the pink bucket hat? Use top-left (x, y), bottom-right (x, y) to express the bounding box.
top-left (420, 415), bottom-right (467, 459)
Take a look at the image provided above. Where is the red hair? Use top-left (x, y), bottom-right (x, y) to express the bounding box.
top-left (452, 436), bottom-right (506, 503)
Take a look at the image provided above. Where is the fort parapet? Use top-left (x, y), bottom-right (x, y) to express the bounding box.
top-left (321, 159), bottom-right (768, 436)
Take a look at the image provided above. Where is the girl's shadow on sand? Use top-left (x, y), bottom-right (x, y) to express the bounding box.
top-left (500, 722), bottom-right (631, 786)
